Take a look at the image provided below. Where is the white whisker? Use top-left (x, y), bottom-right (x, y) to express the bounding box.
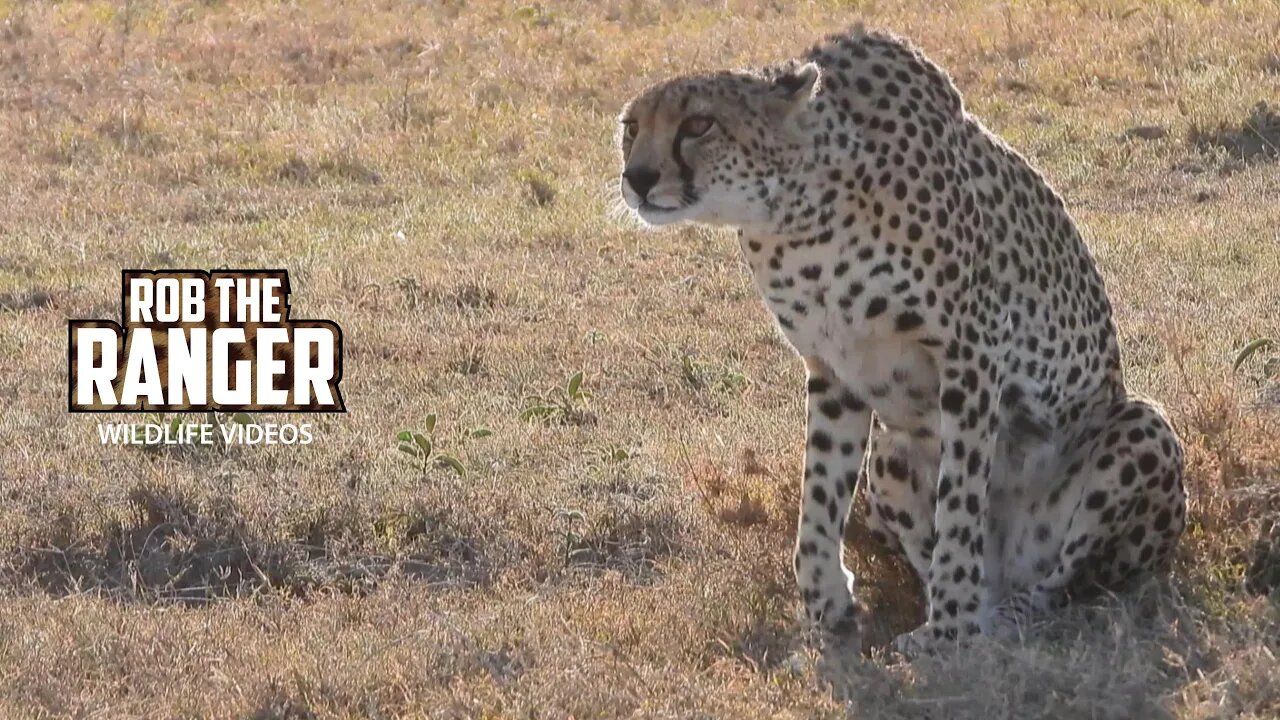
top-left (597, 176), bottom-right (644, 228)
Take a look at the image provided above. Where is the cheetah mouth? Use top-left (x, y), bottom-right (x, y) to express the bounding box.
top-left (634, 197), bottom-right (701, 225)
top-left (639, 201), bottom-right (682, 213)
top-left (634, 200), bottom-right (698, 226)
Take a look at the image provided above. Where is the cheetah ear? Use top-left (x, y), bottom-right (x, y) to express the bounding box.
top-left (768, 62), bottom-right (821, 118)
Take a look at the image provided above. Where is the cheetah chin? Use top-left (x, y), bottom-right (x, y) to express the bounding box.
top-left (631, 199), bottom-right (700, 227)
top-left (616, 26), bottom-right (1186, 651)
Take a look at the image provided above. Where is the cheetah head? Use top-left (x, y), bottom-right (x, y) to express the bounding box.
top-left (617, 63), bottom-right (822, 230)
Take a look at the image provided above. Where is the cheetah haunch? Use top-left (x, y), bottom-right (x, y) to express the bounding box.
top-left (616, 27), bottom-right (1186, 652)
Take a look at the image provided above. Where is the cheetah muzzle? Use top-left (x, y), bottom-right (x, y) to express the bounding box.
top-left (616, 26), bottom-right (1187, 653)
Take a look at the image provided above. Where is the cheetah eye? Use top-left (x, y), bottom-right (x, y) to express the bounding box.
top-left (621, 119), bottom-right (638, 141)
top-left (678, 115), bottom-right (716, 139)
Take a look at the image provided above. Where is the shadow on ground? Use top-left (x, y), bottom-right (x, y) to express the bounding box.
top-left (1, 483), bottom-right (494, 604)
top-left (813, 579), bottom-right (1274, 720)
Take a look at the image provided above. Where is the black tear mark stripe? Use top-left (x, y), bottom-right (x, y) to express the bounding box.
top-left (671, 128), bottom-right (699, 204)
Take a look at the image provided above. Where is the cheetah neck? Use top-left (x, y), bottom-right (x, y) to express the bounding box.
top-left (733, 142), bottom-right (860, 272)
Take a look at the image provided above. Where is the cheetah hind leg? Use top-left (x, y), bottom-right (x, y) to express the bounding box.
top-left (990, 398), bottom-right (1187, 639)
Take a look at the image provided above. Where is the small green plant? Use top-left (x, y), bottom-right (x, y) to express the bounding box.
top-left (520, 371), bottom-right (593, 424)
top-left (1232, 337), bottom-right (1279, 380)
top-left (716, 368), bottom-right (749, 395)
top-left (680, 354), bottom-right (705, 389)
top-left (515, 168), bottom-right (556, 207)
top-left (513, 4), bottom-right (556, 28)
top-left (601, 445), bottom-right (633, 464)
top-left (679, 353), bottom-right (749, 396)
top-left (392, 276), bottom-right (423, 310)
top-left (553, 508), bottom-right (588, 565)
top-left (396, 414), bottom-right (466, 477)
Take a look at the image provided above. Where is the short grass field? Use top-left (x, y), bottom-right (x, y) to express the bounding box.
top-left (1, 1), bottom-right (1279, 717)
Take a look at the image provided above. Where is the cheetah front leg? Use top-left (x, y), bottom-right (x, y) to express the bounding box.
top-left (895, 336), bottom-right (1004, 654)
top-left (795, 357), bottom-right (873, 643)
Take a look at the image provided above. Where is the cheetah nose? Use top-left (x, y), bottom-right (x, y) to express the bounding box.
top-left (623, 167), bottom-right (660, 200)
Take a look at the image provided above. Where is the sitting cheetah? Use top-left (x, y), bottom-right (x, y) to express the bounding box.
top-left (616, 27), bottom-right (1186, 651)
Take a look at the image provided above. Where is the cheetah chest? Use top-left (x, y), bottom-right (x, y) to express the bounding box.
top-left (826, 335), bottom-right (941, 434)
top-left (765, 286), bottom-right (940, 433)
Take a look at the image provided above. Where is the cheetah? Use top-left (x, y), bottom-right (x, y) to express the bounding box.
top-left (616, 27), bottom-right (1186, 652)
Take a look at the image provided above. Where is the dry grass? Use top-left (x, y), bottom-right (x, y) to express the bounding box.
top-left (0, 0), bottom-right (1278, 717)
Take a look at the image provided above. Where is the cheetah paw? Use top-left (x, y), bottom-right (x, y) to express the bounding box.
top-left (780, 651), bottom-right (814, 677)
top-left (890, 624), bottom-right (938, 658)
top-left (813, 592), bottom-right (864, 647)
top-left (892, 620), bottom-right (982, 657)
top-left (804, 571), bottom-right (864, 642)
top-left (890, 622), bottom-right (931, 655)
